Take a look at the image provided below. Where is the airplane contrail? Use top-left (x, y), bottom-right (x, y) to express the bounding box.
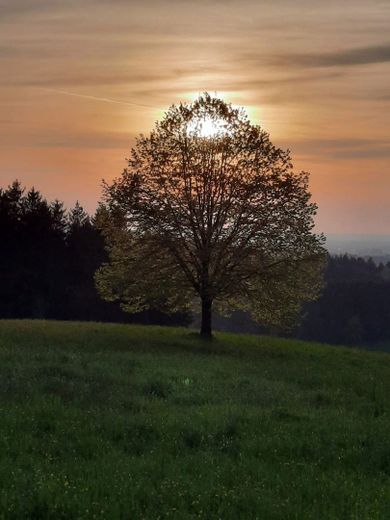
top-left (39, 87), bottom-right (159, 110)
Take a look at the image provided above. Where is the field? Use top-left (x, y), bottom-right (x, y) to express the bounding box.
top-left (0, 320), bottom-right (389, 519)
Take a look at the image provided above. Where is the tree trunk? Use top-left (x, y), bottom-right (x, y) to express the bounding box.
top-left (200, 296), bottom-right (212, 338)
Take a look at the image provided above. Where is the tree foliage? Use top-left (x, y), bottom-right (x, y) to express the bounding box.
top-left (96, 94), bottom-right (326, 336)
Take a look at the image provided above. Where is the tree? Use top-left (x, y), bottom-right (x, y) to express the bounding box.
top-left (68, 201), bottom-right (90, 231)
top-left (96, 93), bottom-right (326, 337)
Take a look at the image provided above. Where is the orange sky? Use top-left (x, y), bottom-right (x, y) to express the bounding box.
top-left (1, 0), bottom-right (389, 235)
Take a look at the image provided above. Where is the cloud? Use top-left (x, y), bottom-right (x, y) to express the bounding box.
top-left (33, 131), bottom-right (132, 150)
top-left (275, 43), bottom-right (390, 68)
top-left (287, 138), bottom-right (390, 160)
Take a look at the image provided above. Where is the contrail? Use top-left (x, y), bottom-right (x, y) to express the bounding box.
top-left (40, 88), bottom-right (159, 110)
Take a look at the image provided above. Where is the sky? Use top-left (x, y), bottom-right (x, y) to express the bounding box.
top-left (1, 0), bottom-right (389, 235)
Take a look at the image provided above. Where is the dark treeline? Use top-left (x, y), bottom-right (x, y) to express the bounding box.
top-left (214, 256), bottom-right (390, 349)
top-left (297, 255), bottom-right (390, 348)
top-left (1, 181), bottom-right (389, 349)
top-left (0, 181), bottom-right (189, 326)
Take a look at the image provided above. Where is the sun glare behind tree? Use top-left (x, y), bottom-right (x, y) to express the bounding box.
top-left (186, 114), bottom-right (229, 138)
top-left (95, 93), bottom-right (326, 338)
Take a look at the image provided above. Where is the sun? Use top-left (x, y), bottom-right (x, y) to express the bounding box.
top-left (187, 115), bottom-right (228, 138)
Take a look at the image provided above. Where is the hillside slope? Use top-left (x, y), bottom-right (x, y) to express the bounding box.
top-left (0, 320), bottom-right (389, 519)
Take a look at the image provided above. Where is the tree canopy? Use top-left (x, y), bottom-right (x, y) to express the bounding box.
top-left (96, 93), bottom-right (326, 337)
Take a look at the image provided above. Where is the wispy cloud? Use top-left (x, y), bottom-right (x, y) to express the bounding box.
top-left (274, 43), bottom-right (390, 68)
top-left (287, 138), bottom-right (390, 160)
top-left (39, 88), bottom-right (158, 109)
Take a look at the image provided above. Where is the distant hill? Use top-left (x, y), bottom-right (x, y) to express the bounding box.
top-left (0, 320), bottom-right (388, 518)
top-left (326, 234), bottom-right (390, 264)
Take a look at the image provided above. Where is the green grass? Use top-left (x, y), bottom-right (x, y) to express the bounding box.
top-left (0, 320), bottom-right (389, 519)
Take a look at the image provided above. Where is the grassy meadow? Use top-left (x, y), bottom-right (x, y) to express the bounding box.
top-left (0, 320), bottom-right (389, 519)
